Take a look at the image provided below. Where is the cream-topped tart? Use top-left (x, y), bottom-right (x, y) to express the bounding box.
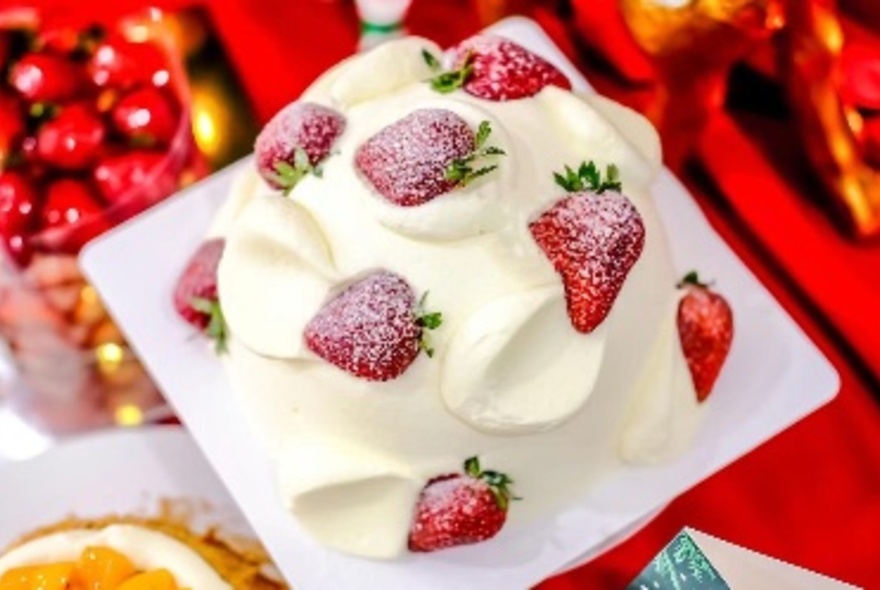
top-left (174, 34), bottom-right (733, 559)
top-left (0, 517), bottom-right (286, 589)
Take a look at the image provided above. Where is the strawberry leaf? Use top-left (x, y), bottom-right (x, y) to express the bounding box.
top-left (272, 148), bottom-right (318, 196)
top-left (191, 296), bottom-right (228, 354)
top-left (463, 456), bottom-right (481, 478)
top-left (416, 291), bottom-right (443, 357)
top-left (445, 120), bottom-right (506, 187)
top-left (422, 48), bottom-right (441, 71)
top-left (461, 457), bottom-right (520, 511)
top-left (677, 270), bottom-right (713, 290)
top-left (553, 160), bottom-right (622, 194)
top-left (481, 470), bottom-right (519, 511)
top-left (427, 51), bottom-right (475, 94)
top-left (475, 120), bottom-right (491, 148)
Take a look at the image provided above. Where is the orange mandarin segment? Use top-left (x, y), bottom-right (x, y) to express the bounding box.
top-left (0, 563), bottom-right (77, 590)
top-left (115, 570), bottom-right (178, 590)
top-left (74, 547), bottom-right (136, 590)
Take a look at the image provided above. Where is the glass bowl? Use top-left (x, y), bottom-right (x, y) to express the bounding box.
top-left (0, 8), bottom-right (206, 434)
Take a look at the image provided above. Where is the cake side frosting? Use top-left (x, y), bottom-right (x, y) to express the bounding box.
top-left (211, 36), bottom-right (703, 559)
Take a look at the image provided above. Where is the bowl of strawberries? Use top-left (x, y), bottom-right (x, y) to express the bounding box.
top-left (0, 8), bottom-right (204, 433)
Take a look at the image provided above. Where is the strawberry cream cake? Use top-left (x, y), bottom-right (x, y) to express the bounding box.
top-left (174, 34), bottom-right (733, 559)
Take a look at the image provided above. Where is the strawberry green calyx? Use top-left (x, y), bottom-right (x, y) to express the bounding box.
top-left (415, 291), bottom-right (443, 358)
top-left (421, 49), bottom-right (442, 70)
top-left (423, 49), bottom-right (475, 94)
top-left (553, 160), bottom-right (621, 194)
top-left (272, 148), bottom-right (322, 196)
top-left (677, 270), bottom-right (713, 290)
top-left (463, 456), bottom-right (518, 512)
top-left (29, 101), bottom-right (59, 123)
top-left (191, 296), bottom-right (229, 354)
top-left (445, 120), bottom-right (506, 187)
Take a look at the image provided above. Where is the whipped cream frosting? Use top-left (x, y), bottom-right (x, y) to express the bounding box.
top-left (215, 36), bottom-right (702, 558)
top-left (0, 525), bottom-right (232, 589)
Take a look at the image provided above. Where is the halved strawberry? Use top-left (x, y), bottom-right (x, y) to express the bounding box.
top-left (355, 110), bottom-right (504, 207)
top-left (173, 238), bottom-right (227, 353)
top-left (530, 161), bottom-right (644, 333)
top-left (254, 101), bottom-right (345, 194)
top-left (304, 270), bottom-right (442, 381)
top-left (425, 35), bottom-right (570, 101)
top-left (676, 272), bottom-right (733, 402)
top-left (408, 456), bottom-right (516, 552)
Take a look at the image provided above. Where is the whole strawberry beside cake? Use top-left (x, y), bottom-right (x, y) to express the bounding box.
top-left (175, 34), bottom-right (734, 559)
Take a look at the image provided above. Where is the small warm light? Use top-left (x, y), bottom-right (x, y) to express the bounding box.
top-left (126, 24), bottom-right (151, 43)
top-left (96, 342), bottom-right (125, 373)
top-left (115, 404), bottom-right (144, 427)
top-left (80, 285), bottom-right (99, 305)
top-left (846, 108), bottom-right (864, 135)
top-left (192, 92), bottom-right (222, 158)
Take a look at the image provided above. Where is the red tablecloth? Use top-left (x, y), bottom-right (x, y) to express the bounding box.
top-left (26, 0), bottom-right (880, 587)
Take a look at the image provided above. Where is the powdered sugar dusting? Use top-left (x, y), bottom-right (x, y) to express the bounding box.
top-left (453, 34), bottom-right (571, 101)
top-left (255, 101), bottom-right (346, 189)
top-left (304, 270), bottom-right (422, 381)
top-left (408, 474), bottom-right (505, 551)
top-left (530, 191), bottom-right (645, 333)
top-left (173, 238), bottom-right (225, 329)
top-left (355, 109), bottom-right (475, 207)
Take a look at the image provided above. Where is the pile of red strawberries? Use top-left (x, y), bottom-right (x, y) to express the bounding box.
top-left (0, 20), bottom-right (182, 265)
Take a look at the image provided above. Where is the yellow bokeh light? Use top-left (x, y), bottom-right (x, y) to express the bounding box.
top-left (96, 342), bottom-right (125, 373)
top-left (115, 404), bottom-right (144, 427)
top-left (192, 92), bottom-right (222, 159)
top-left (80, 285), bottom-right (99, 304)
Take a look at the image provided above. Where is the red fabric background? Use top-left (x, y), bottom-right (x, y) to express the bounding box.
top-left (21, 0), bottom-right (880, 587)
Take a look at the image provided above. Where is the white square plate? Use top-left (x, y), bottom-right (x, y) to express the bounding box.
top-left (80, 16), bottom-right (839, 590)
top-left (0, 427), bottom-right (258, 546)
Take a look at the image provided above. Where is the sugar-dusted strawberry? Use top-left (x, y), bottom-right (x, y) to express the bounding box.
top-left (0, 172), bottom-right (38, 237)
top-left (676, 271), bottom-right (734, 402)
top-left (36, 103), bottom-right (106, 170)
top-left (530, 161), bottom-right (644, 333)
top-left (8, 52), bottom-right (85, 103)
top-left (111, 86), bottom-right (179, 147)
top-left (92, 151), bottom-right (164, 202)
top-left (254, 101), bottom-right (345, 194)
top-left (355, 110), bottom-right (504, 207)
top-left (40, 178), bottom-right (103, 231)
top-left (304, 270), bottom-right (442, 381)
top-left (173, 238), bottom-right (227, 352)
top-left (89, 37), bottom-right (169, 89)
top-left (424, 35), bottom-right (570, 101)
top-left (408, 456), bottom-right (516, 552)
